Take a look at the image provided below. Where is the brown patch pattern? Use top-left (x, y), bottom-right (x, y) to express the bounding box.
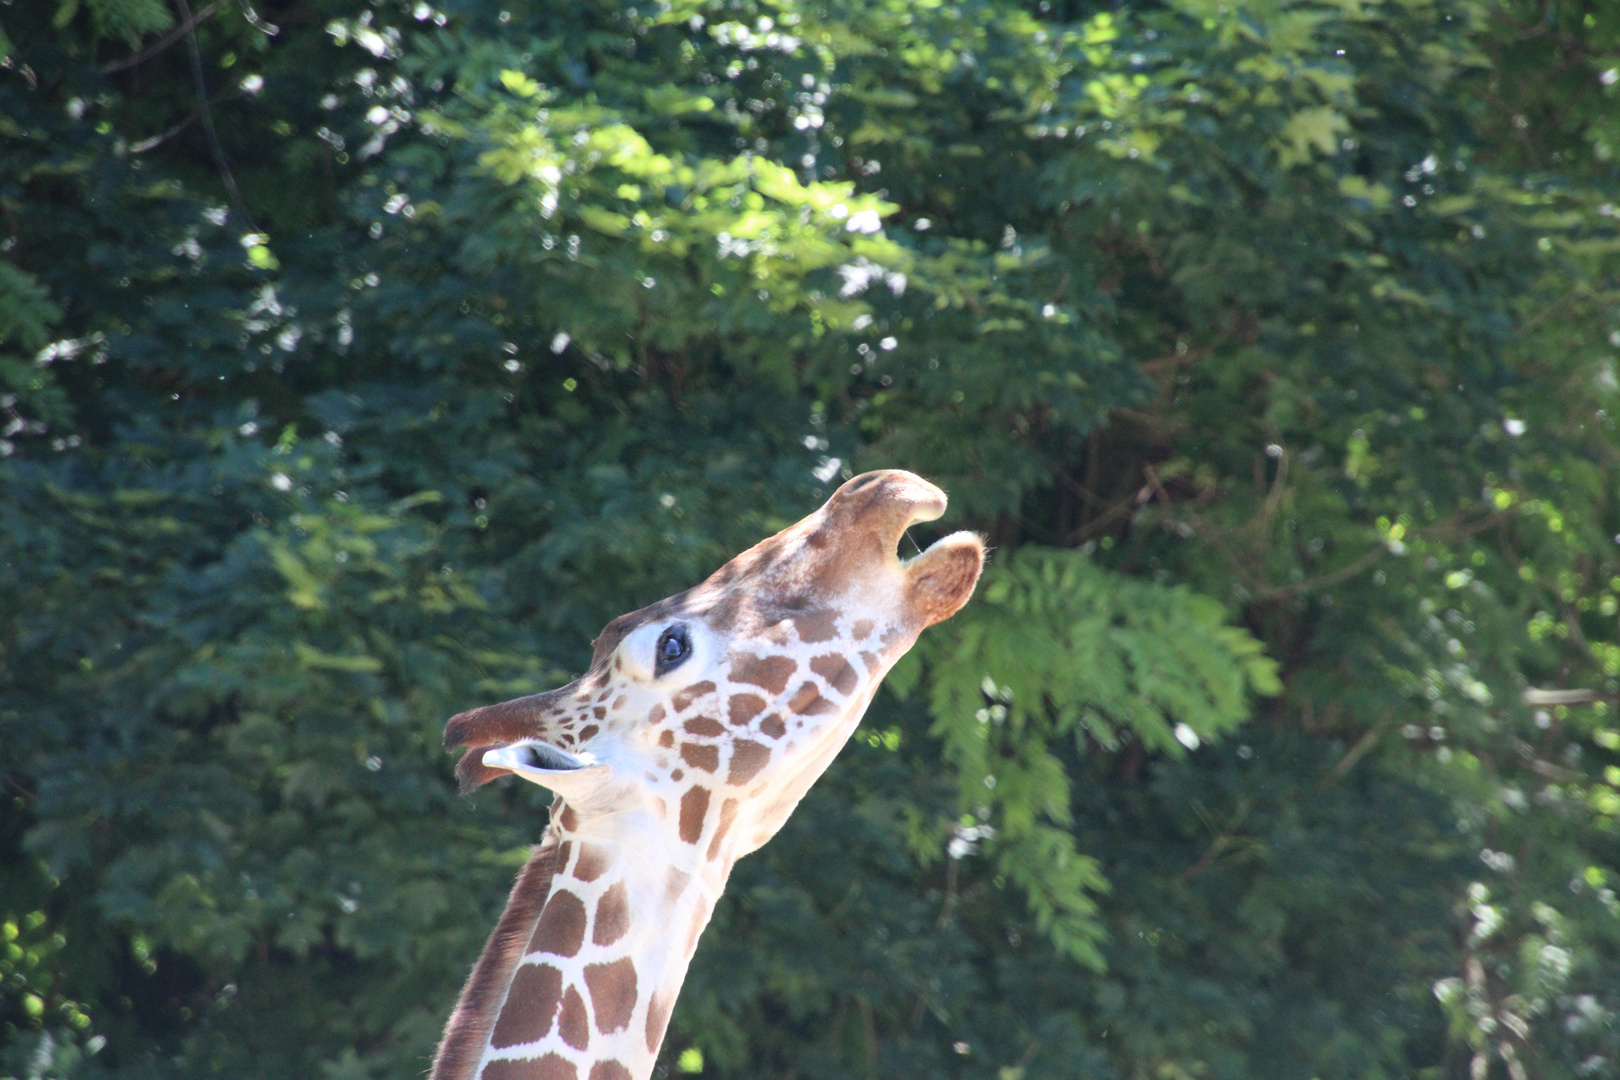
top-left (685, 899), bottom-right (710, 954)
top-left (490, 963), bottom-right (563, 1048)
top-left (680, 743), bottom-right (720, 774)
top-left (558, 986), bottom-right (590, 1051)
top-left (584, 958), bottom-right (639, 1033)
top-left (589, 1064), bottom-right (633, 1080)
top-left (592, 883), bottom-right (630, 947)
top-left (431, 838), bottom-right (561, 1080)
top-left (707, 798), bottom-right (740, 861)
top-left (481, 1054), bottom-right (578, 1080)
top-left (759, 714), bottom-right (786, 739)
top-left (853, 619), bottom-right (875, 640)
top-left (787, 681), bottom-right (839, 716)
top-left (671, 680), bottom-right (716, 712)
top-left (810, 654), bottom-right (858, 696)
top-left (664, 867), bottom-right (690, 905)
top-left (793, 608), bottom-right (839, 643)
top-left (528, 890), bottom-right (587, 958)
top-left (644, 991), bottom-right (673, 1053)
top-left (572, 845), bottom-right (610, 884)
top-left (728, 654), bottom-right (796, 695)
top-left (683, 715), bottom-right (725, 737)
top-left (728, 693), bottom-right (766, 727)
top-left (728, 740), bottom-right (771, 786)
top-left (678, 786), bottom-right (711, 844)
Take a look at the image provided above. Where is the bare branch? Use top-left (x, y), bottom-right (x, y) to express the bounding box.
top-left (101, 0), bottom-right (229, 75)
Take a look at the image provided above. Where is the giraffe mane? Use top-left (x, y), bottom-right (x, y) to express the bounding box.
top-left (431, 831), bottom-right (565, 1080)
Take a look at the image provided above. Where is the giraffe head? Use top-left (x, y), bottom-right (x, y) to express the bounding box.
top-left (445, 469), bottom-right (982, 859)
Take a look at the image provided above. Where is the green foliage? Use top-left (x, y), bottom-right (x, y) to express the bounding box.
top-left (56, 0), bottom-right (174, 47)
top-left (893, 547), bottom-right (1277, 968)
top-left (2, 0), bottom-right (1620, 1077)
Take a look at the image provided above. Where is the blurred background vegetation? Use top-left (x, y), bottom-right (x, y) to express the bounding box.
top-left (2, 0), bottom-right (1620, 1076)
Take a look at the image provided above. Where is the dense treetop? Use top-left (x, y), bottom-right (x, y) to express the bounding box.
top-left (3, 0), bottom-right (1620, 1077)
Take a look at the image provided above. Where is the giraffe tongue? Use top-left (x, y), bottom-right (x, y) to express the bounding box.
top-left (483, 741), bottom-right (593, 774)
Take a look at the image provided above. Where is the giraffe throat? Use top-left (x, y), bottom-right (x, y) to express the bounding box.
top-left (433, 471), bottom-right (985, 1080)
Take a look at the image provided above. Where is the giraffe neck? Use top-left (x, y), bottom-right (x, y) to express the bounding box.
top-left (467, 802), bottom-right (727, 1080)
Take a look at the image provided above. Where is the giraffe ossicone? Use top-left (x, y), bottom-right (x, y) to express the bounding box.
top-left (432, 470), bottom-right (984, 1080)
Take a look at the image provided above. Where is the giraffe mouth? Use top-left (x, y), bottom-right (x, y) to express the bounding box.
top-left (482, 740), bottom-right (596, 775)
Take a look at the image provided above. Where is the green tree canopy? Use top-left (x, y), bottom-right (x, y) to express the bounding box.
top-left (3, 0), bottom-right (1620, 1077)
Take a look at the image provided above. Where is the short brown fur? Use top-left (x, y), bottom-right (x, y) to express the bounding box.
top-left (430, 834), bottom-right (564, 1080)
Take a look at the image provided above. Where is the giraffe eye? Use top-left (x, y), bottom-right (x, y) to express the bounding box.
top-left (654, 624), bottom-right (692, 676)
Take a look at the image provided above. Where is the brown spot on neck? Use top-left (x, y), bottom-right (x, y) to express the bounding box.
top-left (589, 1064), bottom-right (633, 1080)
top-left (482, 1053), bottom-right (578, 1080)
top-left (678, 786), bottom-right (711, 843)
top-left (706, 798), bottom-right (740, 861)
top-left (787, 681), bottom-right (839, 716)
top-left (727, 740), bottom-right (771, 786)
top-left (592, 882), bottom-right (630, 947)
top-left (664, 867), bottom-right (690, 905)
top-left (558, 985), bottom-right (591, 1051)
top-left (684, 898), bottom-right (711, 955)
top-left (572, 844), bottom-right (611, 883)
top-left (528, 889), bottom-right (587, 958)
top-left (584, 958), bottom-right (639, 1033)
top-left (644, 989), bottom-right (673, 1054)
top-left (809, 654), bottom-right (858, 695)
top-left (490, 962), bottom-right (564, 1048)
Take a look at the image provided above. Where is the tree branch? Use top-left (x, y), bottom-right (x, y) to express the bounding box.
top-left (101, 0), bottom-right (229, 75)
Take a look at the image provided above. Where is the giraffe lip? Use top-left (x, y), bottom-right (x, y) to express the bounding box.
top-left (483, 740), bottom-right (595, 774)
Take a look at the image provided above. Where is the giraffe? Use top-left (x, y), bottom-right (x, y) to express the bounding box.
top-left (431, 469), bottom-right (985, 1080)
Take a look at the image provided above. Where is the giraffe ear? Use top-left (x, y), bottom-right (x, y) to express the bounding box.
top-left (904, 531), bottom-right (986, 628)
